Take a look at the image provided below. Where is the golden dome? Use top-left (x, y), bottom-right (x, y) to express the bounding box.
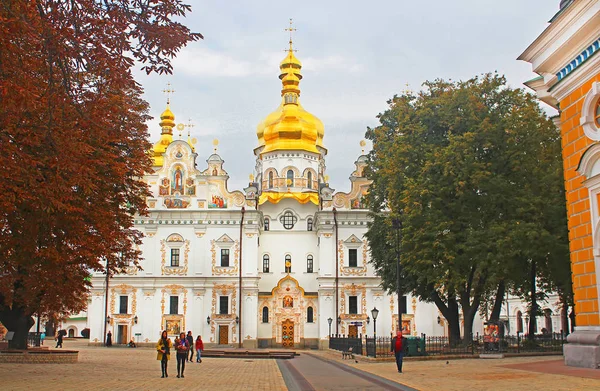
top-left (152, 103), bottom-right (175, 166)
top-left (256, 47), bottom-right (325, 154)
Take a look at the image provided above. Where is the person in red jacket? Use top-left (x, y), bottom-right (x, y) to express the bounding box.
top-left (195, 335), bottom-right (204, 363)
top-left (391, 330), bottom-right (405, 373)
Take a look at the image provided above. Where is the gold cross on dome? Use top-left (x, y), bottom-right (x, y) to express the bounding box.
top-left (185, 118), bottom-right (195, 130)
top-left (162, 82), bottom-right (175, 104)
top-left (403, 83), bottom-right (413, 95)
top-left (284, 18), bottom-right (298, 52)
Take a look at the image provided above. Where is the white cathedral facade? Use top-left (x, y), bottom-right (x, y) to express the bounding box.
top-left (81, 44), bottom-right (565, 348)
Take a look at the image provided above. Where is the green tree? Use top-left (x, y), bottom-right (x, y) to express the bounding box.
top-left (365, 74), bottom-right (570, 344)
top-left (0, 1), bottom-right (201, 349)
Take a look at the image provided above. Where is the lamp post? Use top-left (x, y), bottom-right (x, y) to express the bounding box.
top-left (371, 307), bottom-right (379, 358)
top-left (206, 316), bottom-right (211, 325)
top-left (392, 217), bottom-right (402, 333)
top-left (327, 317), bottom-right (333, 338)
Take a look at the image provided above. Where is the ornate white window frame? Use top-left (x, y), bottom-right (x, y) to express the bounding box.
top-left (161, 234), bottom-right (189, 276)
top-left (211, 234), bottom-right (239, 276)
top-left (580, 82), bottom-right (600, 141)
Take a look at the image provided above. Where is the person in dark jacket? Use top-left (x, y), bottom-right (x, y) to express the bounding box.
top-left (391, 330), bottom-right (405, 373)
top-left (55, 330), bottom-right (64, 348)
top-left (175, 332), bottom-right (190, 378)
top-left (106, 330), bottom-right (112, 347)
top-left (186, 331), bottom-right (194, 362)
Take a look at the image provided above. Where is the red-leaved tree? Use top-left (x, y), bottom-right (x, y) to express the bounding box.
top-left (0, 0), bottom-right (201, 349)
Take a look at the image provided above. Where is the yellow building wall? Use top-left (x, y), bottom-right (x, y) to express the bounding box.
top-left (560, 73), bottom-right (600, 327)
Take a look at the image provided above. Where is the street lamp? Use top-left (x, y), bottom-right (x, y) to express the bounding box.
top-left (235, 316), bottom-right (239, 324)
top-left (327, 317), bottom-right (333, 338)
top-left (371, 307), bottom-right (379, 358)
top-left (367, 316), bottom-right (370, 325)
top-left (206, 316), bottom-right (211, 325)
top-left (106, 316), bottom-right (111, 324)
top-left (392, 217), bottom-right (402, 333)
top-left (134, 315), bottom-right (138, 324)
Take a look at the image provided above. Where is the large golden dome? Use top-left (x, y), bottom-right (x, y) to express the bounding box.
top-left (152, 103), bottom-right (175, 166)
top-left (256, 45), bottom-right (325, 154)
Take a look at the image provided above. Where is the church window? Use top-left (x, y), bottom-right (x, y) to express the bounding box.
top-left (287, 170), bottom-right (294, 187)
top-left (280, 211), bottom-right (297, 230)
top-left (268, 171), bottom-right (274, 188)
top-left (349, 249), bottom-right (358, 267)
top-left (264, 218), bottom-right (270, 231)
top-left (307, 171), bottom-right (313, 189)
top-left (221, 249), bottom-right (230, 267)
top-left (349, 296), bottom-right (358, 314)
top-left (119, 296), bottom-right (128, 314)
top-left (516, 311), bottom-right (523, 333)
top-left (262, 307), bottom-right (269, 323)
top-left (170, 248), bottom-right (180, 267)
top-left (169, 296), bottom-right (179, 315)
top-left (219, 296), bottom-right (229, 315)
top-left (596, 99), bottom-right (600, 127)
top-left (307, 218), bottom-right (313, 231)
top-left (307, 307), bottom-right (314, 323)
top-left (307, 255), bottom-right (313, 273)
top-left (263, 255), bottom-right (270, 273)
top-left (285, 254), bottom-right (292, 273)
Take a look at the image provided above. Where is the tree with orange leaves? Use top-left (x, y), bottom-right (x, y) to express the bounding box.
top-left (0, 1), bottom-right (201, 349)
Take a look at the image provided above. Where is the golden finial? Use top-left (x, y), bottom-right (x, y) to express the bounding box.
top-left (249, 174), bottom-right (255, 182)
top-left (284, 18), bottom-right (297, 51)
top-left (185, 118), bottom-right (195, 131)
top-left (162, 82), bottom-right (175, 105)
top-left (212, 138), bottom-right (219, 153)
top-left (324, 174), bottom-right (330, 183)
top-left (360, 140), bottom-right (366, 154)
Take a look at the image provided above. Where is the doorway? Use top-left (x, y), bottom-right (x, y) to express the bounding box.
top-left (282, 319), bottom-right (294, 348)
top-left (117, 325), bottom-right (128, 344)
top-left (348, 325), bottom-right (358, 338)
top-left (219, 325), bottom-right (228, 344)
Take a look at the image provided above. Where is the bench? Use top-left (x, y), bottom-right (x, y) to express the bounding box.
top-left (341, 347), bottom-right (354, 360)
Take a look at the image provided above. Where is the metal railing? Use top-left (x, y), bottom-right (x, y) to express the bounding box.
top-left (329, 332), bottom-right (566, 358)
top-left (27, 332), bottom-right (42, 347)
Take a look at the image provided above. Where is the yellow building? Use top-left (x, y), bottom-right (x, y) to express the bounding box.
top-left (519, 0), bottom-right (600, 368)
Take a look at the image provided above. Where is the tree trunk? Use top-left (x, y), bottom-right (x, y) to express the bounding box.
top-left (528, 259), bottom-right (537, 341)
top-left (431, 291), bottom-right (461, 346)
top-left (0, 307), bottom-right (35, 350)
top-left (489, 281), bottom-right (505, 322)
top-left (561, 302), bottom-right (569, 336)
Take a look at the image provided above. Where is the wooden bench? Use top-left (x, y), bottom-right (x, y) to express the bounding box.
top-left (341, 347), bottom-right (354, 360)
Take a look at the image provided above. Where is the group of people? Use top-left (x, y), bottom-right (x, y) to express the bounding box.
top-left (156, 330), bottom-right (204, 378)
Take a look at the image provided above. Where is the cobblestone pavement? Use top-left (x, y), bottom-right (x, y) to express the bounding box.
top-left (0, 340), bottom-right (287, 391)
top-left (308, 350), bottom-right (600, 391)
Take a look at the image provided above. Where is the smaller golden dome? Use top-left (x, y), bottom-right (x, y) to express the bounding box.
top-left (159, 106), bottom-right (175, 132)
top-left (152, 102), bottom-right (175, 166)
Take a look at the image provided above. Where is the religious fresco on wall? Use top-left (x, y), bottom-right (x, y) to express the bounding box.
top-left (402, 320), bottom-right (411, 335)
top-left (350, 196), bottom-right (366, 209)
top-left (186, 178), bottom-right (195, 195)
top-left (283, 296), bottom-right (294, 308)
top-left (208, 185), bottom-right (227, 208)
top-left (171, 167), bottom-right (184, 194)
top-left (164, 197), bottom-right (190, 209)
top-left (165, 319), bottom-right (181, 336)
top-left (159, 178), bottom-right (170, 196)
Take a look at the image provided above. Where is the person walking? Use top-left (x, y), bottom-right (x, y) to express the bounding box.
top-left (186, 331), bottom-right (194, 362)
top-left (40, 332), bottom-right (45, 346)
top-left (106, 330), bottom-right (112, 347)
top-left (391, 330), bottom-right (405, 373)
top-left (55, 330), bottom-right (63, 348)
top-left (156, 330), bottom-right (173, 378)
top-left (195, 335), bottom-right (204, 363)
top-left (175, 332), bottom-right (190, 378)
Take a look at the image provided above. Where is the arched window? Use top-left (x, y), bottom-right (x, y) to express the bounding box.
top-left (307, 171), bottom-right (313, 189)
top-left (307, 255), bottom-right (313, 273)
top-left (596, 99), bottom-right (600, 127)
top-left (264, 218), bottom-right (270, 231)
top-left (262, 307), bottom-right (269, 323)
top-left (263, 255), bottom-right (270, 273)
top-left (307, 218), bottom-right (313, 231)
top-left (287, 170), bottom-right (294, 187)
top-left (516, 311), bottom-right (523, 333)
top-left (268, 171), bottom-right (274, 188)
top-left (307, 307), bottom-right (314, 323)
top-left (285, 254), bottom-right (292, 273)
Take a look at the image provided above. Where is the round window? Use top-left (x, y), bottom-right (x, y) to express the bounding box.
top-left (280, 211), bottom-right (297, 230)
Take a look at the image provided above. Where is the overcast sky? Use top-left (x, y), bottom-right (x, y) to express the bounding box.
top-left (135, 0), bottom-right (559, 193)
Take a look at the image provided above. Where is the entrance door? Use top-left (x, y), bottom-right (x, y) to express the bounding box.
top-left (348, 325), bottom-right (358, 338)
top-left (218, 325), bottom-right (228, 344)
top-left (117, 325), bottom-right (128, 344)
top-left (282, 319), bottom-right (294, 348)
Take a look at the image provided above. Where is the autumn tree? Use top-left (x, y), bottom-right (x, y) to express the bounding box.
top-left (365, 74), bottom-right (570, 344)
top-left (0, 1), bottom-right (201, 349)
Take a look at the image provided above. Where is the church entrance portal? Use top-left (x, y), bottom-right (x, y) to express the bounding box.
top-left (117, 325), bottom-right (128, 344)
top-left (218, 325), bottom-right (228, 345)
top-left (348, 325), bottom-right (358, 338)
top-left (282, 319), bottom-right (294, 348)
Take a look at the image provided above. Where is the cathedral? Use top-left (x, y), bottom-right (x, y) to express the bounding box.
top-left (82, 38), bottom-right (563, 348)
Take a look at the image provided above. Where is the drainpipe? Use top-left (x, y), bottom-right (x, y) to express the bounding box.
top-left (333, 208), bottom-right (339, 334)
top-left (238, 207), bottom-right (246, 348)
